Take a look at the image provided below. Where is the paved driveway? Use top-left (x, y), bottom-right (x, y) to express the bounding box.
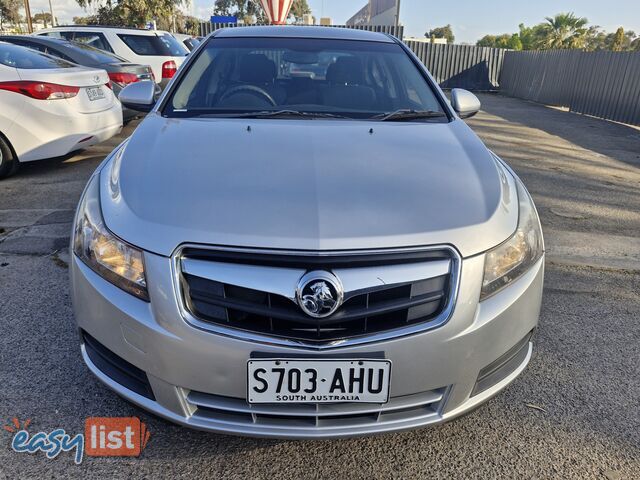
top-left (0, 96), bottom-right (638, 479)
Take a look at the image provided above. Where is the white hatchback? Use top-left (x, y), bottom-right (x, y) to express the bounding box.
top-left (0, 42), bottom-right (122, 178)
top-left (36, 26), bottom-right (188, 88)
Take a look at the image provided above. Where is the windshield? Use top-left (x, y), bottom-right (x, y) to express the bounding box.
top-left (164, 37), bottom-right (447, 120)
top-left (118, 33), bottom-right (187, 57)
top-left (184, 37), bottom-right (201, 50)
top-left (0, 42), bottom-right (74, 69)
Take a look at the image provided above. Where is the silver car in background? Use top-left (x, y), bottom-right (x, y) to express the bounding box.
top-left (70, 27), bottom-right (544, 438)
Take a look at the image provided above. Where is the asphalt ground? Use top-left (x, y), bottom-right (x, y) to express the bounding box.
top-left (0, 95), bottom-right (638, 479)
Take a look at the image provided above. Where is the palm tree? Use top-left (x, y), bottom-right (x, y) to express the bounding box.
top-left (543, 12), bottom-right (589, 49)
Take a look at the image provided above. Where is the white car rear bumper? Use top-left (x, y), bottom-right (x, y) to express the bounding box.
top-left (10, 102), bottom-right (122, 163)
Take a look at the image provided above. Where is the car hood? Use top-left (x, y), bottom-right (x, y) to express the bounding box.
top-left (100, 114), bottom-right (518, 258)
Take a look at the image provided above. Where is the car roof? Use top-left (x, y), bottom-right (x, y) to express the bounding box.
top-left (214, 26), bottom-right (396, 43)
top-left (1, 35), bottom-right (67, 45)
top-left (0, 35), bottom-right (128, 61)
top-left (38, 26), bottom-right (172, 36)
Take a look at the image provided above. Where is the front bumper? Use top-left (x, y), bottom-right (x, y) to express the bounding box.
top-left (70, 251), bottom-right (544, 438)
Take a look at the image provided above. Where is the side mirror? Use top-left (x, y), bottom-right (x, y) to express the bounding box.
top-left (118, 80), bottom-right (156, 113)
top-left (450, 88), bottom-right (481, 119)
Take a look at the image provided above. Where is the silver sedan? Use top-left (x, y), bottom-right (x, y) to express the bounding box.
top-left (70, 26), bottom-right (544, 438)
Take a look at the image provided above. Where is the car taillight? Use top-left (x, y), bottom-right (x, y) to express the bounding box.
top-left (108, 72), bottom-right (139, 86)
top-left (0, 81), bottom-right (79, 100)
top-left (162, 61), bottom-right (177, 79)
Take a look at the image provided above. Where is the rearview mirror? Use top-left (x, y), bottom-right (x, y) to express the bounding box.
top-left (450, 88), bottom-right (481, 119)
top-left (118, 80), bottom-right (156, 113)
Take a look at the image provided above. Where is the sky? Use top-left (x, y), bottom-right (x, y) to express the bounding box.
top-left (27, 0), bottom-right (640, 44)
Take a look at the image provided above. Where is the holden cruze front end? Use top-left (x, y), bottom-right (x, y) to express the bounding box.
top-left (70, 26), bottom-right (544, 438)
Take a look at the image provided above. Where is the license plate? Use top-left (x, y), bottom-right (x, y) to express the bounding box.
top-left (86, 86), bottom-right (105, 101)
top-left (247, 359), bottom-right (391, 404)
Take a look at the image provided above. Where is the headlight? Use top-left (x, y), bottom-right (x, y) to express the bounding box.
top-left (481, 180), bottom-right (544, 300)
top-left (73, 174), bottom-right (149, 301)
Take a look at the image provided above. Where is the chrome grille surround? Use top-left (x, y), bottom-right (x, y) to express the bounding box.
top-left (171, 244), bottom-right (462, 350)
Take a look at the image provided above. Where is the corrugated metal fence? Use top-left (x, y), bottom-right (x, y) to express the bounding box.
top-left (405, 42), bottom-right (505, 91)
top-left (500, 50), bottom-right (640, 126)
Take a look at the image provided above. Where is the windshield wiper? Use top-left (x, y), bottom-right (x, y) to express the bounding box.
top-left (194, 110), bottom-right (349, 120)
top-left (372, 109), bottom-right (446, 122)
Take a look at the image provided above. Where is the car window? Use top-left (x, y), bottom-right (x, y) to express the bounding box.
top-left (72, 32), bottom-right (113, 53)
top-left (3, 39), bottom-right (48, 54)
top-left (5, 39), bottom-right (79, 64)
top-left (68, 41), bottom-right (127, 64)
top-left (165, 37), bottom-right (445, 119)
top-left (44, 47), bottom-right (76, 63)
top-left (184, 38), bottom-right (201, 50)
top-left (159, 34), bottom-right (188, 56)
top-left (0, 43), bottom-right (74, 69)
top-left (118, 33), bottom-right (187, 56)
top-left (39, 31), bottom-right (74, 41)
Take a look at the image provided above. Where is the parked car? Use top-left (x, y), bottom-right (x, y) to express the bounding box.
top-left (172, 33), bottom-right (201, 51)
top-left (0, 35), bottom-right (156, 122)
top-left (0, 42), bottom-right (122, 178)
top-left (71, 27), bottom-right (544, 438)
top-left (35, 26), bottom-right (188, 88)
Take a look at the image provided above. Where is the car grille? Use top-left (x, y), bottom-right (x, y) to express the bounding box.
top-left (177, 247), bottom-right (457, 346)
top-left (186, 387), bottom-right (447, 431)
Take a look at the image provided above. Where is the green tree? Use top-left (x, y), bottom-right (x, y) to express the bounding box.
top-left (506, 33), bottom-right (522, 50)
top-left (289, 0), bottom-right (311, 22)
top-left (213, 0), bottom-right (265, 23)
top-left (542, 12), bottom-right (589, 49)
top-left (518, 23), bottom-right (548, 50)
top-left (213, 0), bottom-right (234, 15)
top-left (71, 6), bottom-right (127, 26)
top-left (611, 27), bottom-right (625, 51)
top-left (612, 29), bottom-right (636, 50)
top-left (32, 12), bottom-right (55, 27)
top-left (585, 26), bottom-right (637, 51)
top-left (479, 16), bottom-right (638, 52)
top-left (585, 25), bottom-right (606, 51)
top-left (154, 11), bottom-right (200, 34)
top-left (75, 0), bottom-right (189, 28)
top-left (73, 16), bottom-right (92, 25)
top-left (476, 35), bottom-right (497, 47)
top-left (0, 0), bottom-right (23, 29)
top-left (183, 15), bottom-right (200, 35)
top-left (425, 24), bottom-right (455, 44)
top-left (476, 33), bottom-right (522, 50)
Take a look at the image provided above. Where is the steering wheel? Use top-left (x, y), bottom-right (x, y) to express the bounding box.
top-left (218, 85), bottom-right (276, 107)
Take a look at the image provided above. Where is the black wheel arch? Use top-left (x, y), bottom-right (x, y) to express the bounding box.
top-left (0, 129), bottom-right (19, 163)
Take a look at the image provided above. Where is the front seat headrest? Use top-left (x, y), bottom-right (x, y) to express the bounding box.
top-left (237, 54), bottom-right (277, 85)
top-left (326, 57), bottom-right (365, 85)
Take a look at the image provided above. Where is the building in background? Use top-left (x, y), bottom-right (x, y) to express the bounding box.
top-left (346, 0), bottom-right (398, 27)
top-left (404, 36), bottom-right (448, 45)
top-left (319, 17), bottom-right (332, 26)
top-left (0, 22), bottom-right (48, 34)
top-left (302, 14), bottom-right (314, 25)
